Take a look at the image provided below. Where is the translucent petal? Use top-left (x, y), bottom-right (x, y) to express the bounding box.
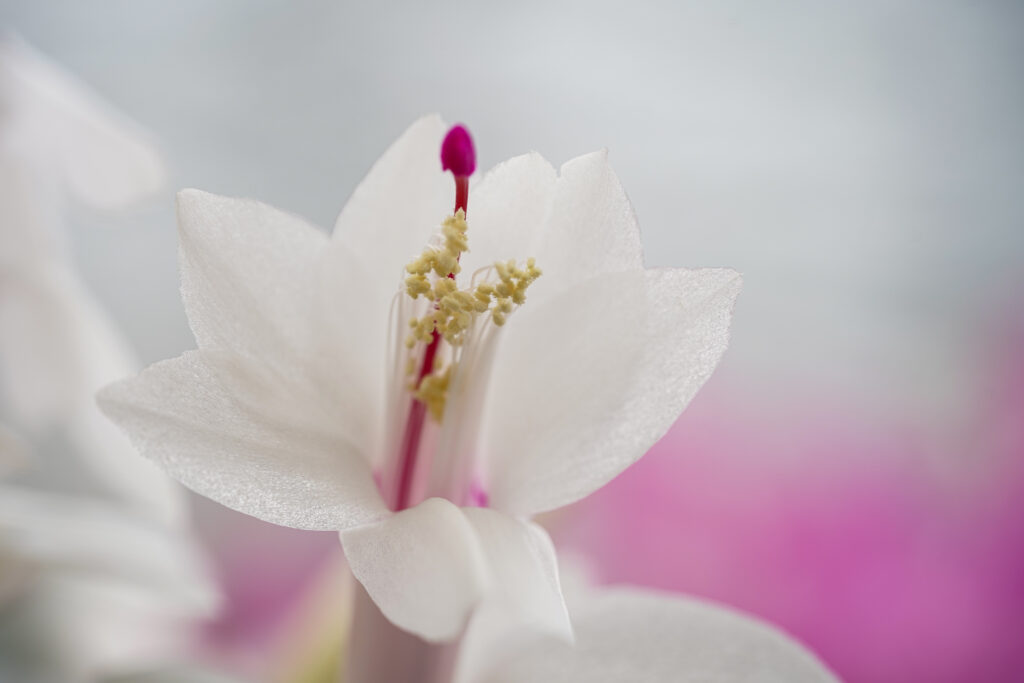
top-left (484, 268), bottom-right (742, 515)
top-left (468, 589), bottom-right (839, 683)
top-left (341, 497), bottom-right (489, 642)
top-left (98, 351), bottom-right (387, 531)
top-left (176, 191), bottom-right (386, 459)
top-left (462, 509), bottom-right (570, 638)
top-left (528, 150), bottom-right (645, 305)
top-left (333, 115), bottom-right (451, 310)
top-left (452, 511), bottom-right (572, 683)
top-left (177, 189), bottom-right (329, 359)
top-left (458, 152), bottom-right (557, 277)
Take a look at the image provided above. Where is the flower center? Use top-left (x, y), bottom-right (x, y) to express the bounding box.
top-left (385, 125), bottom-right (541, 511)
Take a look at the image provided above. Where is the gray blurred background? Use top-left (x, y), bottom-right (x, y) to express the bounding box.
top-left (3, 0), bottom-right (1023, 451)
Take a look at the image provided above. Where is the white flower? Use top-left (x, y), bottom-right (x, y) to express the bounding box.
top-left (0, 427), bottom-right (217, 682)
top-left (99, 115), bottom-right (742, 643)
top-left (0, 37), bottom-right (217, 682)
top-left (0, 34), bottom-right (178, 526)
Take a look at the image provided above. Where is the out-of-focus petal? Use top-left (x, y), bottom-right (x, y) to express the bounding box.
top-left (0, 35), bottom-right (165, 210)
top-left (485, 267), bottom-right (741, 516)
top-left (0, 486), bottom-right (216, 614)
top-left (0, 426), bottom-right (26, 477)
top-left (341, 497), bottom-right (489, 642)
top-left (98, 351), bottom-right (387, 531)
top-left (468, 589), bottom-right (838, 683)
top-left (0, 266), bottom-right (134, 426)
top-left (0, 267), bottom-right (184, 524)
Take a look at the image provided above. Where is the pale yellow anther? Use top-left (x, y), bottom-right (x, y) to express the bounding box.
top-left (405, 274), bottom-right (431, 298)
top-left (433, 278), bottom-right (457, 298)
top-left (413, 365), bottom-right (451, 422)
top-left (401, 209), bottom-right (541, 421)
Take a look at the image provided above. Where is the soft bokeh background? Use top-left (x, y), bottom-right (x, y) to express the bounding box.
top-left (2, 1), bottom-right (1022, 681)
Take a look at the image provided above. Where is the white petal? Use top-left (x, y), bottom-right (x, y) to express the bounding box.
top-left (313, 240), bottom-right (393, 462)
top-left (460, 509), bottom-right (571, 641)
top-left (0, 36), bottom-right (165, 210)
top-left (468, 589), bottom-right (838, 683)
top-left (0, 426), bottom-right (27, 477)
top-left (333, 115), bottom-right (451, 305)
top-left (341, 497), bottom-right (489, 642)
top-left (177, 191), bottom-right (387, 460)
top-left (452, 511), bottom-right (572, 683)
top-left (177, 189), bottom-right (329, 359)
top-left (0, 267), bottom-right (184, 525)
top-left (459, 152), bottom-right (557, 277)
top-left (7, 574), bottom-right (190, 680)
top-left (0, 156), bottom-right (62, 267)
top-left (528, 150), bottom-right (645, 305)
top-left (0, 486), bottom-right (217, 615)
top-left (485, 268), bottom-right (741, 516)
top-left (0, 266), bottom-right (134, 425)
top-left (98, 350), bottom-right (387, 531)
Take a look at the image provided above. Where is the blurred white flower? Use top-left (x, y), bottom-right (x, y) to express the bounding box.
top-left (100, 115), bottom-right (741, 646)
top-left (0, 37), bottom-right (218, 682)
top-left (0, 428), bottom-right (217, 682)
top-left (0, 34), bottom-right (177, 524)
top-left (455, 588), bottom-right (837, 683)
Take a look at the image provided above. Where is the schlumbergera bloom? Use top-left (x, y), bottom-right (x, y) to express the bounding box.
top-left (99, 117), bottom-right (834, 680)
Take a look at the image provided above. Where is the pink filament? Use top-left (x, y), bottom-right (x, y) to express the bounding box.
top-left (392, 127), bottom-right (474, 510)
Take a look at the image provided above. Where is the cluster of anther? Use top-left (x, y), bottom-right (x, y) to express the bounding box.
top-left (402, 212), bottom-right (541, 421)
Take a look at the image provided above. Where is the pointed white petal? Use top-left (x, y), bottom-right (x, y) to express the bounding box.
top-left (452, 511), bottom-right (572, 683)
top-left (333, 115), bottom-right (451, 305)
top-left (177, 189), bottom-right (329, 359)
top-left (0, 486), bottom-right (217, 615)
top-left (177, 191), bottom-right (386, 458)
top-left (528, 150), bottom-right (645, 305)
top-left (459, 152), bottom-right (557, 277)
top-left (341, 497), bottom-right (489, 642)
top-left (485, 268), bottom-right (741, 516)
top-left (98, 350), bottom-right (387, 531)
top-left (468, 590), bottom-right (838, 683)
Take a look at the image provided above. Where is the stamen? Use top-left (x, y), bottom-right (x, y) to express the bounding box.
top-left (392, 125), bottom-right (477, 510)
top-left (389, 124), bottom-right (540, 511)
